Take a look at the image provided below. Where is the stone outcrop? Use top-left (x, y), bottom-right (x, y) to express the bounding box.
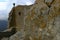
top-left (0, 27), bottom-right (16, 40)
top-left (6, 0), bottom-right (60, 40)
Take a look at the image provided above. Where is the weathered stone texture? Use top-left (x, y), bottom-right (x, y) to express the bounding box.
top-left (8, 0), bottom-right (60, 40)
top-left (1, 38), bottom-right (9, 40)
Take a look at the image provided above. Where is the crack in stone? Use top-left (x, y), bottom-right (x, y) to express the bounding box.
top-left (44, 0), bottom-right (55, 8)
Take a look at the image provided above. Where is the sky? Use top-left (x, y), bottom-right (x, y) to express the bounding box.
top-left (0, 0), bottom-right (35, 20)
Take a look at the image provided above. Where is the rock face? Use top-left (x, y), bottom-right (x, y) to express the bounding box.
top-left (1, 38), bottom-right (9, 40)
top-left (8, 0), bottom-right (60, 40)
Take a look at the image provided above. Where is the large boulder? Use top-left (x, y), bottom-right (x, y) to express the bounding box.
top-left (9, 0), bottom-right (60, 40)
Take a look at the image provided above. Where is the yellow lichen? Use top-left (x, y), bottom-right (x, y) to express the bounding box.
top-left (40, 21), bottom-right (46, 29)
top-left (31, 35), bottom-right (42, 40)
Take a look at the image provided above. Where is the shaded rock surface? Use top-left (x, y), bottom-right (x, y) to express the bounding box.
top-left (1, 38), bottom-right (9, 40)
top-left (2, 0), bottom-right (60, 40)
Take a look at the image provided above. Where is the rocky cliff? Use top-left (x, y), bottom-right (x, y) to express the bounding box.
top-left (2, 0), bottom-right (60, 40)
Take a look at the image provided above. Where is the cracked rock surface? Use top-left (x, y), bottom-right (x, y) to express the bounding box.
top-left (3, 0), bottom-right (60, 40)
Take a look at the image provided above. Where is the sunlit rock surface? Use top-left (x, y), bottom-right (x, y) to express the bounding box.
top-left (7, 0), bottom-right (60, 40)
